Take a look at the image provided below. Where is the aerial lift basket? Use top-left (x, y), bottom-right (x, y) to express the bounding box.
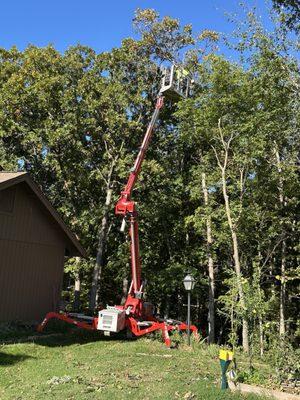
top-left (160, 64), bottom-right (192, 100)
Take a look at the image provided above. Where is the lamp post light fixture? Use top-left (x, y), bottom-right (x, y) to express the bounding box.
top-left (183, 273), bottom-right (196, 346)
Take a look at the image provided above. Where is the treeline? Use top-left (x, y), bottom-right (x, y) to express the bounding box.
top-left (0, 8), bottom-right (299, 356)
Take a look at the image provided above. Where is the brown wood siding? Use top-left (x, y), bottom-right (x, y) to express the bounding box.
top-left (0, 183), bottom-right (64, 246)
top-left (0, 183), bottom-right (65, 321)
top-left (0, 240), bottom-right (64, 321)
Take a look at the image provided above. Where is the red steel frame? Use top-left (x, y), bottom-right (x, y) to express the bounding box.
top-left (115, 96), bottom-right (165, 298)
top-left (38, 94), bottom-right (198, 346)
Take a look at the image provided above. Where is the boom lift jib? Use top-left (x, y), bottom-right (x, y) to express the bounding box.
top-left (38, 64), bottom-right (198, 347)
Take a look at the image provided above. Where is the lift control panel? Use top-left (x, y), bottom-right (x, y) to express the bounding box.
top-left (97, 306), bottom-right (126, 333)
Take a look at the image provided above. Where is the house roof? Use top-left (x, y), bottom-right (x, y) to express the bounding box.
top-left (0, 172), bottom-right (26, 183)
top-left (0, 172), bottom-right (87, 258)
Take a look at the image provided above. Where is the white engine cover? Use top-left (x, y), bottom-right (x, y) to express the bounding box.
top-left (97, 307), bottom-right (126, 333)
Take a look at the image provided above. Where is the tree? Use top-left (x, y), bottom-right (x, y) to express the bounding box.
top-left (0, 6), bottom-right (298, 355)
top-left (272, 0), bottom-right (300, 32)
top-left (0, 43), bottom-right (156, 311)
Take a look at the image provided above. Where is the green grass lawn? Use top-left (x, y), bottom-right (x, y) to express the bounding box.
top-left (0, 330), bottom-right (271, 400)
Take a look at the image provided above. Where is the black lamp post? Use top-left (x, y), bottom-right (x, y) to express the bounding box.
top-left (183, 273), bottom-right (196, 346)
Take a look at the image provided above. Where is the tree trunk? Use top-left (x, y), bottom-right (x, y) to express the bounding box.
top-left (121, 277), bottom-right (129, 305)
top-left (196, 294), bottom-right (200, 328)
top-left (221, 168), bottom-right (249, 353)
top-left (212, 121), bottom-right (249, 352)
top-left (257, 253), bottom-right (264, 357)
top-left (275, 146), bottom-right (286, 338)
top-left (89, 188), bottom-right (112, 312)
top-left (73, 257), bottom-right (81, 312)
top-left (279, 240), bottom-right (286, 337)
top-left (259, 315), bottom-right (264, 357)
top-left (164, 298), bottom-right (170, 320)
top-left (202, 172), bottom-right (215, 344)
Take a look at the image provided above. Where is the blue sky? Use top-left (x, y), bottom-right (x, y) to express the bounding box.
top-left (1, 0), bottom-right (273, 53)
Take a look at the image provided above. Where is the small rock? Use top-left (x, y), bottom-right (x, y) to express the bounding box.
top-left (183, 392), bottom-right (196, 400)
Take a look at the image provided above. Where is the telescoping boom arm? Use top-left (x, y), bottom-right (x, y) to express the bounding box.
top-left (115, 95), bottom-right (164, 296)
top-left (116, 95), bottom-right (164, 206)
top-left (115, 64), bottom-right (192, 301)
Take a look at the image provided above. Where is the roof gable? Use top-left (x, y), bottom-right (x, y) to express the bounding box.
top-left (0, 172), bottom-right (86, 258)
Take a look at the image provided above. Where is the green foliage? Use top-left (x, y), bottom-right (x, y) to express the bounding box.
top-left (272, 0), bottom-right (300, 32)
top-left (266, 337), bottom-right (300, 383)
top-left (0, 6), bottom-right (298, 363)
top-left (133, 8), bottom-right (194, 62)
top-left (237, 368), bottom-right (267, 386)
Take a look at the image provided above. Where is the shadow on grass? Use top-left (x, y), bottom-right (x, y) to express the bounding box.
top-left (0, 319), bottom-right (147, 348)
top-left (22, 317), bottom-right (139, 348)
top-left (0, 325), bottom-right (138, 348)
top-left (33, 328), bottom-right (137, 348)
top-left (0, 351), bottom-right (34, 366)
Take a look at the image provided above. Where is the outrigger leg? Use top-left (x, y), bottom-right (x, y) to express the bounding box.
top-left (37, 311), bottom-right (198, 347)
top-left (37, 311), bottom-right (97, 332)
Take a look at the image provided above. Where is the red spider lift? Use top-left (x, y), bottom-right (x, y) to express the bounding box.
top-left (37, 65), bottom-right (198, 347)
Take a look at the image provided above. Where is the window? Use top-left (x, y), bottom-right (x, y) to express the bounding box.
top-left (0, 187), bottom-right (16, 214)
